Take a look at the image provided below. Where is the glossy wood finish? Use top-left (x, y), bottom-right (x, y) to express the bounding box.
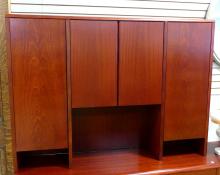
top-left (15, 142), bottom-right (220, 175)
top-left (160, 21), bottom-right (168, 159)
top-left (6, 14), bottom-right (214, 172)
top-left (72, 105), bottom-right (161, 159)
top-left (66, 20), bottom-right (73, 168)
top-left (164, 22), bottom-right (212, 141)
top-left (72, 106), bottom-right (150, 153)
top-left (70, 20), bottom-right (117, 108)
top-left (119, 21), bottom-right (164, 105)
top-left (9, 18), bottom-right (68, 151)
top-left (172, 169), bottom-right (217, 175)
top-left (145, 106), bottom-right (163, 159)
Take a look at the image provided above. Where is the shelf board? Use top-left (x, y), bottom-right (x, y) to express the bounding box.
top-left (16, 142), bottom-right (220, 175)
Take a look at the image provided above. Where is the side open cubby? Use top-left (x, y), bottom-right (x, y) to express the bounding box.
top-left (163, 138), bottom-right (206, 156)
top-left (16, 149), bottom-right (68, 169)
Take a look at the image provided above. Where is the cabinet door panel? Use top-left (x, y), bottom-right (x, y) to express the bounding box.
top-left (10, 19), bottom-right (67, 151)
top-left (70, 20), bottom-right (117, 108)
top-left (119, 22), bottom-right (163, 106)
top-left (164, 22), bottom-right (212, 141)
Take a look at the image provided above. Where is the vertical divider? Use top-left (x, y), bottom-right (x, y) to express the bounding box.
top-left (65, 19), bottom-right (73, 168)
top-left (160, 21), bottom-right (168, 159)
top-left (117, 21), bottom-right (120, 106)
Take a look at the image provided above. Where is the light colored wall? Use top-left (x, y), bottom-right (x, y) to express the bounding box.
top-left (208, 0), bottom-right (220, 141)
top-left (209, 63), bottom-right (220, 142)
top-left (0, 0), bottom-right (14, 175)
top-left (10, 0), bottom-right (210, 18)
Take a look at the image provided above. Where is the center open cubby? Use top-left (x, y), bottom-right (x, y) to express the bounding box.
top-left (71, 105), bottom-right (162, 159)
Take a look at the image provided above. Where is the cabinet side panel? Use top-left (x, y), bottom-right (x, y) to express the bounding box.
top-left (70, 20), bottom-right (117, 108)
top-left (10, 18), bottom-right (68, 151)
top-left (119, 21), bottom-right (163, 106)
top-left (164, 22), bottom-right (212, 141)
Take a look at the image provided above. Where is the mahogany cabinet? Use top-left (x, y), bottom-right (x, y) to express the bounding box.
top-left (119, 21), bottom-right (163, 106)
top-left (6, 14), bottom-right (214, 172)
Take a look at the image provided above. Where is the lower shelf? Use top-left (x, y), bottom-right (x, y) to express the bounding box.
top-left (71, 150), bottom-right (216, 175)
top-left (16, 143), bottom-right (220, 175)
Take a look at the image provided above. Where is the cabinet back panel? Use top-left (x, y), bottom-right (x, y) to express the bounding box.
top-left (119, 21), bottom-right (164, 106)
top-left (10, 18), bottom-right (68, 151)
top-left (164, 22), bottom-right (212, 141)
top-left (70, 20), bottom-right (117, 108)
top-left (72, 105), bottom-right (161, 155)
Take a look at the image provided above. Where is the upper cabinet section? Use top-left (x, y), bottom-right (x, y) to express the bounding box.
top-left (9, 19), bottom-right (68, 151)
top-left (70, 20), bottom-right (118, 108)
top-left (119, 22), bottom-right (164, 106)
top-left (164, 22), bottom-right (212, 141)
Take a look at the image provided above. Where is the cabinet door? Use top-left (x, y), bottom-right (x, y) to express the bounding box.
top-left (119, 22), bottom-right (163, 106)
top-left (10, 19), bottom-right (67, 151)
top-left (164, 22), bottom-right (212, 141)
top-left (70, 20), bottom-right (117, 108)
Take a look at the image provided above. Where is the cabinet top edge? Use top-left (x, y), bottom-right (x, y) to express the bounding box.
top-left (5, 13), bottom-right (214, 23)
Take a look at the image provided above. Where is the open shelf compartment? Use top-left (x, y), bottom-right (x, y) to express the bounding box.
top-left (72, 105), bottom-right (162, 159)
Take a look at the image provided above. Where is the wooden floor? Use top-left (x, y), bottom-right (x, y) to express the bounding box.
top-left (16, 142), bottom-right (220, 175)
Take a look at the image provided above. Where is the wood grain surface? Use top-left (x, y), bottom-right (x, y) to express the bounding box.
top-left (70, 20), bottom-right (118, 108)
top-left (5, 14), bottom-right (215, 174)
top-left (172, 169), bottom-right (217, 175)
top-left (72, 105), bottom-right (161, 159)
top-left (65, 20), bottom-right (73, 168)
top-left (15, 142), bottom-right (220, 175)
top-left (119, 21), bottom-right (163, 105)
top-left (164, 22), bottom-right (212, 141)
top-left (9, 18), bottom-right (68, 151)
